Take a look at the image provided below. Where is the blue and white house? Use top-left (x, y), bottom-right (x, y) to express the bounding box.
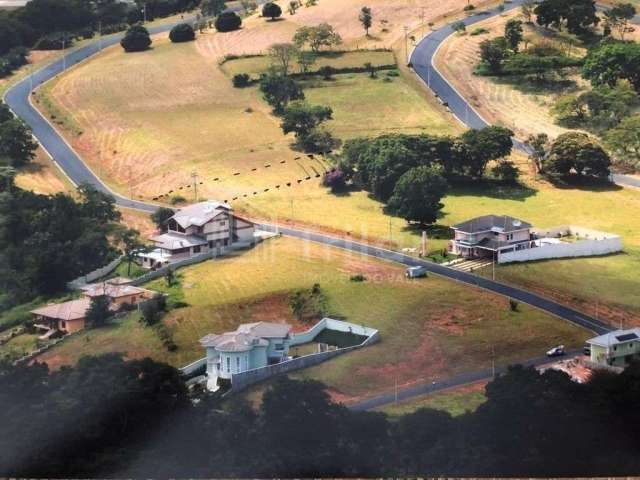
top-left (199, 322), bottom-right (292, 391)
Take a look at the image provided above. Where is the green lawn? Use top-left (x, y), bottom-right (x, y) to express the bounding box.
top-left (375, 385), bottom-right (487, 417)
top-left (35, 237), bottom-right (589, 401)
top-left (0, 333), bottom-right (40, 362)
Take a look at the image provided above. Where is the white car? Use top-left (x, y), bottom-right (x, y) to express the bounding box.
top-left (546, 345), bottom-right (565, 357)
top-left (405, 266), bottom-right (428, 278)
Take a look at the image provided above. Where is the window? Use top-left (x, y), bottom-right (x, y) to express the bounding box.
top-left (226, 357), bottom-right (230, 372)
top-left (275, 343), bottom-right (284, 351)
top-left (236, 357), bottom-right (240, 371)
top-left (220, 221), bottom-right (226, 226)
top-left (193, 246), bottom-right (201, 254)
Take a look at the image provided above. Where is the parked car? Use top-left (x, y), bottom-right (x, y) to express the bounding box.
top-left (406, 266), bottom-right (428, 278)
top-left (546, 345), bottom-right (565, 357)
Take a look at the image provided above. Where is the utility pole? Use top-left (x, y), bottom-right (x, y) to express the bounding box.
top-left (404, 26), bottom-right (409, 64)
top-left (389, 217), bottom-right (393, 243)
top-left (421, 230), bottom-right (427, 257)
top-left (28, 63), bottom-right (33, 91)
top-left (142, 3), bottom-right (147, 23)
top-left (191, 171), bottom-right (199, 201)
top-left (62, 33), bottom-right (66, 71)
top-left (98, 21), bottom-right (102, 51)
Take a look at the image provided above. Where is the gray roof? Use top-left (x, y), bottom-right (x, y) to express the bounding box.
top-left (81, 282), bottom-right (146, 299)
top-left (31, 298), bottom-right (91, 321)
top-left (199, 322), bottom-right (291, 352)
top-left (172, 201), bottom-right (231, 229)
top-left (587, 328), bottom-right (640, 348)
top-left (452, 215), bottom-right (532, 234)
top-left (151, 232), bottom-right (208, 250)
top-left (237, 321), bottom-right (291, 338)
top-left (199, 332), bottom-right (269, 352)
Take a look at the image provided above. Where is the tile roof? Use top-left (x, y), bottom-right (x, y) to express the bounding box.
top-left (31, 298), bottom-right (91, 321)
top-left (199, 322), bottom-right (291, 352)
top-left (237, 321), bottom-right (292, 338)
top-left (172, 201), bottom-right (231, 229)
top-left (452, 215), bottom-right (532, 234)
top-left (81, 282), bottom-right (146, 299)
top-left (151, 232), bottom-right (208, 250)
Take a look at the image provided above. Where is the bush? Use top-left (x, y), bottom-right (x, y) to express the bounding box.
top-left (452, 21), bottom-right (466, 33)
top-left (120, 24), bottom-right (152, 52)
top-left (491, 160), bottom-right (520, 184)
top-left (170, 195), bottom-right (187, 205)
top-left (33, 32), bottom-right (73, 50)
top-left (318, 65), bottom-right (334, 79)
top-left (140, 295), bottom-right (166, 326)
top-left (463, 4), bottom-right (476, 10)
top-left (169, 23), bottom-right (196, 42)
top-left (215, 11), bottom-right (242, 32)
top-left (262, 2), bottom-right (282, 20)
top-left (471, 27), bottom-right (489, 35)
top-left (232, 73), bottom-right (251, 87)
top-left (350, 274), bottom-right (367, 282)
top-left (297, 127), bottom-right (341, 153)
top-left (322, 168), bottom-right (347, 192)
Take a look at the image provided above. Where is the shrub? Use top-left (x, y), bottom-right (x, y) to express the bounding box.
top-left (452, 21), bottom-right (466, 33)
top-left (169, 23), bottom-right (196, 42)
top-left (350, 274), bottom-right (367, 282)
top-left (140, 295), bottom-right (166, 326)
top-left (297, 127), bottom-right (341, 153)
top-left (170, 195), bottom-right (187, 205)
top-left (33, 32), bottom-right (73, 50)
top-left (120, 24), bottom-right (152, 52)
top-left (215, 11), bottom-right (242, 32)
top-left (463, 4), bottom-right (476, 10)
top-left (262, 2), bottom-right (282, 20)
top-left (318, 65), bottom-right (334, 80)
top-left (509, 299), bottom-right (519, 311)
top-left (232, 73), bottom-right (251, 87)
top-left (322, 168), bottom-right (347, 192)
top-left (471, 27), bottom-right (489, 35)
top-left (491, 160), bottom-right (520, 184)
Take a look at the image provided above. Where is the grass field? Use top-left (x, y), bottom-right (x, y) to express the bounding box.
top-left (0, 333), bottom-right (39, 362)
top-left (375, 382), bottom-right (487, 417)
top-left (14, 148), bottom-right (74, 195)
top-left (35, 237), bottom-right (589, 401)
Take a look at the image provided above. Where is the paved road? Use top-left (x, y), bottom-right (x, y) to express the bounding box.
top-left (349, 349), bottom-right (582, 411)
top-left (410, 3), bottom-right (640, 188)
top-left (4, 8), bottom-right (615, 408)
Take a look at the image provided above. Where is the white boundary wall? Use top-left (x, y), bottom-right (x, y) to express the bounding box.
top-left (499, 225), bottom-right (622, 264)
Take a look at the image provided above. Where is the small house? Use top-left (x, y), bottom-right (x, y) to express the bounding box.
top-left (587, 328), bottom-right (640, 368)
top-left (81, 281), bottom-right (148, 308)
top-left (31, 298), bottom-right (91, 338)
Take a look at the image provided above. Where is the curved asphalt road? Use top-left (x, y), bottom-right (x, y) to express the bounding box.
top-left (4, 7), bottom-right (616, 409)
top-left (410, 3), bottom-right (640, 188)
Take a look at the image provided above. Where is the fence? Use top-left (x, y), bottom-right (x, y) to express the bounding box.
top-left (228, 318), bottom-right (380, 393)
top-left (499, 226), bottom-right (622, 264)
top-left (67, 255), bottom-right (124, 290)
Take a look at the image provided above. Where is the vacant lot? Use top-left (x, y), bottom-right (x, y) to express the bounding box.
top-left (35, 236), bottom-right (588, 400)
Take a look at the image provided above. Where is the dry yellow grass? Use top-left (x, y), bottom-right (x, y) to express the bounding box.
top-left (14, 148), bottom-right (74, 195)
top-left (434, 10), bottom-right (589, 140)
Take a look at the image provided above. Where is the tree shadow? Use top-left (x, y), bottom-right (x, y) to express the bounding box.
top-left (547, 175), bottom-right (623, 192)
top-left (446, 179), bottom-right (538, 201)
top-left (400, 222), bottom-right (454, 239)
top-left (492, 74), bottom-right (579, 95)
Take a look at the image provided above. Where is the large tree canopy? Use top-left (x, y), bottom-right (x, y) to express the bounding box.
top-left (0, 118), bottom-right (37, 167)
top-left (120, 24), bottom-right (152, 52)
top-left (543, 131), bottom-right (611, 180)
top-left (534, 0), bottom-right (599, 33)
top-left (582, 41), bottom-right (640, 93)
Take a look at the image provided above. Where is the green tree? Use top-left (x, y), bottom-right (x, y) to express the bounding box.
top-left (386, 165), bottom-right (448, 225)
top-left (504, 19), bottom-right (523, 52)
top-left (582, 41), bottom-right (640, 93)
top-left (479, 36), bottom-right (509, 74)
top-left (359, 6), bottom-right (373, 36)
top-left (296, 50), bottom-right (316, 74)
top-left (535, 0), bottom-right (599, 33)
top-left (114, 227), bottom-right (145, 277)
top-left (86, 295), bottom-right (112, 327)
top-left (259, 69), bottom-right (304, 113)
top-left (0, 101), bottom-right (13, 123)
top-left (0, 118), bottom-right (37, 167)
top-left (262, 2), bottom-right (282, 20)
top-left (459, 125), bottom-right (514, 178)
top-left (491, 160), bottom-right (520, 184)
top-left (140, 294), bottom-right (166, 326)
top-left (150, 207), bottom-right (174, 230)
top-left (293, 23), bottom-right (342, 52)
top-left (169, 23), bottom-right (195, 42)
top-left (603, 3), bottom-right (636, 40)
top-left (268, 42), bottom-right (297, 74)
top-left (120, 24), bottom-right (151, 52)
top-left (214, 11), bottom-right (242, 32)
top-left (280, 101), bottom-right (332, 138)
top-left (296, 127), bottom-right (340, 153)
top-left (605, 114), bottom-right (640, 166)
top-left (525, 132), bottom-right (549, 173)
top-left (201, 0), bottom-right (226, 17)
top-left (521, 0), bottom-right (536, 22)
top-left (452, 20), bottom-right (466, 33)
top-left (543, 131), bottom-right (611, 180)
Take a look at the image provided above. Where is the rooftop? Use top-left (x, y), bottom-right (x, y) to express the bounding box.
top-left (200, 322), bottom-right (291, 352)
top-left (81, 282), bottom-right (146, 299)
top-left (151, 232), bottom-right (208, 250)
top-left (452, 215), bottom-right (532, 234)
top-left (237, 321), bottom-right (292, 338)
top-left (172, 201), bottom-right (231, 229)
top-left (587, 328), bottom-right (640, 348)
top-left (31, 298), bottom-right (91, 321)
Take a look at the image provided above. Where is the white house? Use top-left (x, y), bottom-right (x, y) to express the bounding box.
top-left (140, 201), bottom-right (255, 268)
top-left (449, 215), bottom-right (533, 259)
top-left (199, 322), bottom-right (292, 391)
top-left (587, 328), bottom-right (640, 368)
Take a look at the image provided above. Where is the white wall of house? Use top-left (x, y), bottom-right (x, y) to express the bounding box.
top-left (499, 235), bottom-right (622, 263)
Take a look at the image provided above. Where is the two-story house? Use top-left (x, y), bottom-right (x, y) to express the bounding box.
top-left (587, 328), bottom-right (640, 368)
top-left (199, 322), bottom-right (292, 391)
top-left (449, 215), bottom-right (533, 259)
top-left (141, 201), bottom-right (255, 268)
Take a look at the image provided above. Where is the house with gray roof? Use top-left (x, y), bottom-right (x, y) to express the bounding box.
top-left (140, 201), bottom-right (255, 268)
top-left (587, 328), bottom-right (640, 368)
top-left (449, 215), bottom-right (533, 259)
top-left (200, 321), bottom-right (293, 391)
